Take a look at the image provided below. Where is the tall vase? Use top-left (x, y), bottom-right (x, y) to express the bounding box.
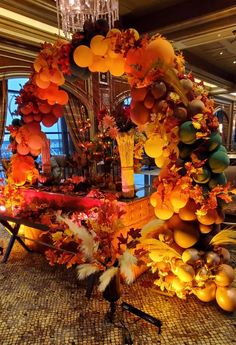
top-left (116, 131), bottom-right (135, 198)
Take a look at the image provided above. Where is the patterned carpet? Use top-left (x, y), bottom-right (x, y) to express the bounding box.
top-left (0, 229), bottom-right (235, 345)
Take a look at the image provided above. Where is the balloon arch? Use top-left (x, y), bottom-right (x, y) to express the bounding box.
top-left (5, 23), bottom-right (236, 312)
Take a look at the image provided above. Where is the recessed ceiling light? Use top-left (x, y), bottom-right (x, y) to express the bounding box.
top-left (220, 51), bottom-right (223, 55)
top-left (233, 61), bottom-right (236, 64)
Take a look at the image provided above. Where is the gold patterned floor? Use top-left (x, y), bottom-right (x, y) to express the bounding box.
top-left (0, 230), bottom-right (235, 345)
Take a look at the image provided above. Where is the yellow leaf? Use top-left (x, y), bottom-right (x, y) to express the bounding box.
top-left (65, 228), bottom-right (73, 237)
top-left (52, 231), bottom-right (63, 241)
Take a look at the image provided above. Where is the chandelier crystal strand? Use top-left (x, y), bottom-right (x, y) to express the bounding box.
top-left (56, 0), bottom-right (119, 38)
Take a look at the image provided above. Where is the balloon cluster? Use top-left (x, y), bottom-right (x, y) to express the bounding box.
top-left (136, 45), bottom-right (236, 310)
top-left (73, 27), bottom-right (140, 77)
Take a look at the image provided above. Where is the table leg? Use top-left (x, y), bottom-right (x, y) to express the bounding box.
top-left (0, 221), bottom-right (32, 263)
top-left (2, 236), bottom-right (16, 263)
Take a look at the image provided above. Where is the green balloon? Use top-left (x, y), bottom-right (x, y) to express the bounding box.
top-left (193, 167), bottom-right (211, 184)
top-left (179, 143), bottom-right (194, 159)
top-left (208, 131), bottom-right (222, 151)
top-left (217, 145), bottom-right (227, 153)
top-left (179, 121), bottom-right (197, 145)
top-left (209, 173), bottom-right (227, 189)
top-left (208, 150), bottom-right (230, 173)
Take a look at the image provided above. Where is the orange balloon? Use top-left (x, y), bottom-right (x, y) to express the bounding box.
top-left (56, 90), bottom-right (68, 105)
top-left (179, 199), bottom-right (197, 221)
top-left (170, 187), bottom-right (189, 209)
top-left (23, 115), bottom-right (34, 124)
top-left (90, 35), bottom-right (109, 56)
top-left (39, 102), bottom-right (52, 114)
top-left (88, 56), bottom-right (109, 73)
top-left (130, 102), bottom-right (150, 125)
top-left (17, 143), bottom-right (30, 155)
top-left (130, 87), bottom-right (148, 102)
top-left (50, 69), bottom-right (65, 86)
top-left (28, 134), bottom-right (43, 151)
top-left (42, 113), bottom-right (57, 127)
top-left (197, 209), bottom-right (217, 225)
top-left (37, 88), bottom-right (48, 100)
top-left (35, 74), bottom-right (50, 89)
top-left (73, 45), bottom-right (94, 68)
top-left (25, 122), bottom-right (41, 134)
top-left (145, 37), bottom-right (176, 68)
top-left (109, 57), bottom-right (125, 77)
top-left (33, 114), bottom-right (42, 122)
top-left (154, 202), bottom-right (174, 220)
top-left (52, 104), bottom-right (63, 118)
top-left (40, 68), bottom-right (51, 82)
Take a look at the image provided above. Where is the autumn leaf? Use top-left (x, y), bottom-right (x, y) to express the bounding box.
top-left (128, 228), bottom-right (142, 239)
top-left (52, 231), bottom-right (63, 242)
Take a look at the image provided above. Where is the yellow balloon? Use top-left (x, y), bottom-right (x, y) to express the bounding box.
top-left (90, 35), bottom-right (109, 56)
top-left (155, 155), bottom-right (168, 168)
top-left (73, 45), bottom-right (94, 68)
top-left (109, 57), bottom-right (125, 77)
top-left (106, 28), bottom-right (121, 38)
top-left (89, 56), bottom-right (108, 73)
top-left (173, 223), bottom-right (199, 249)
top-left (126, 28), bottom-right (140, 40)
top-left (107, 49), bottom-right (120, 59)
top-left (155, 203), bottom-right (174, 220)
top-left (144, 136), bottom-right (166, 158)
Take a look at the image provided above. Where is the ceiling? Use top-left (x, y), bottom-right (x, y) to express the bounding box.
top-left (1, 0), bottom-right (236, 97)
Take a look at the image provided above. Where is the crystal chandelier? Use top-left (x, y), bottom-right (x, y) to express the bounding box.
top-left (55, 0), bottom-right (119, 38)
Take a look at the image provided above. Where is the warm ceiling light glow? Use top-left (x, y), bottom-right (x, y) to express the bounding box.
top-left (217, 33), bottom-right (221, 37)
top-left (0, 8), bottom-right (64, 36)
top-left (233, 61), bottom-right (236, 64)
top-left (220, 51), bottom-right (223, 55)
top-left (194, 78), bottom-right (217, 88)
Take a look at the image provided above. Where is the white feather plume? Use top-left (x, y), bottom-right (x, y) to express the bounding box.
top-left (76, 263), bottom-right (100, 280)
top-left (119, 250), bottom-right (137, 284)
top-left (57, 216), bottom-right (95, 259)
top-left (98, 267), bottom-right (119, 292)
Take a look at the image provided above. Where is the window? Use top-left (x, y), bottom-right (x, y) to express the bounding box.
top-left (1, 78), bottom-right (74, 159)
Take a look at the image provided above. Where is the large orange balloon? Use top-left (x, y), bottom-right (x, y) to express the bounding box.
top-left (130, 102), bottom-right (150, 125)
top-left (28, 134), bottom-right (43, 151)
top-left (73, 45), bottom-right (94, 68)
top-left (144, 37), bottom-right (176, 68)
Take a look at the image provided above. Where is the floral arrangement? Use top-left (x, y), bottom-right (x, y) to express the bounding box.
top-left (44, 197), bottom-right (144, 291)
